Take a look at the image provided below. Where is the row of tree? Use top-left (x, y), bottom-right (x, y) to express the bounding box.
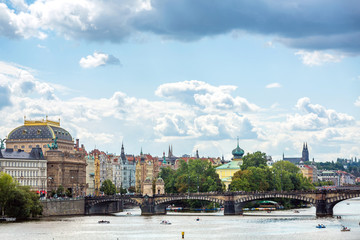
top-left (160, 159), bottom-right (223, 193)
top-left (0, 172), bottom-right (42, 220)
top-left (160, 151), bottom-right (314, 193)
top-left (230, 152), bottom-right (314, 191)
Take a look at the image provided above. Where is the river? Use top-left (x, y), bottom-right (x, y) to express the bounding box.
top-left (1, 198), bottom-right (360, 240)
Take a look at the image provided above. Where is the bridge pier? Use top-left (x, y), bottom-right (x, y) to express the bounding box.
top-left (224, 201), bottom-right (244, 215)
top-left (140, 196), bottom-right (166, 215)
top-left (315, 200), bottom-right (334, 217)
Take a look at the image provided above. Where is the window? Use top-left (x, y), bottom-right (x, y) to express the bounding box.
top-left (21, 145), bottom-right (25, 149)
top-left (43, 145), bottom-right (47, 148)
top-left (36, 145), bottom-right (40, 148)
top-left (37, 129), bottom-right (42, 135)
top-left (29, 145), bottom-right (32, 149)
top-left (14, 145), bottom-right (18, 149)
top-left (22, 130), bottom-right (27, 135)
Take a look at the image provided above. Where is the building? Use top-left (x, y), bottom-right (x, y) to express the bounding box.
top-left (283, 143), bottom-right (309, 165)
top-left (6, 117), bottom-right (74, 154)
top-left (215, 139), bottom-right (244, 190)
top-left (119, 143), bottom-right (136, 190)
top-left (85, 154), bottom-right (95, 195)
top-left (317, 170), bottom-right (339, 186)
top-left (135, 149), bottom-right (160, 194)
top-left (0, 147), bottom-right (47, 194)
top-left (46, 149), bottom-right (87, 197)
top-left (337, 170), bottom-right (356, 186)
top-left (5, 117), bottom-right (87, 197)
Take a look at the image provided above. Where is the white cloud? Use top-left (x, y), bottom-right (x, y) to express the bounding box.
top-left (266, 83), bottom-right (281, 88)
top-left (0, 61), bottom-right (359, 162)
top-left (355, 97), bottom-right (360, 107)
top-left (295, 50), bottom-right (344, 66)
top-left (286, 97), bottom-right (355, 131)
top-left (79, 52), bottom-right (120, 68)
top-left (264, 41), bottom-right (274, 48)
top-left (156, 80), bottom-right (260, 113)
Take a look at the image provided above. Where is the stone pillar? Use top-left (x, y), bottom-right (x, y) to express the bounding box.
top-left (154, 203), bottom-right (167, 215)
top-left (224, 201), bottom-right (235, 215)
top-left (315, 191), bottom-right (333, 217)
top-left (140, 195), bottom-right (155, 215)
top-left (234, 202), bottom-right (245, 215)
top-left (316, 200), bottom-right (333, 217)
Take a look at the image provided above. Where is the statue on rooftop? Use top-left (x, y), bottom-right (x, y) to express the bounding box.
top-left (47, 137), bottom-right (58, 150)
top-left (0, 138), bottom-right (5, 150)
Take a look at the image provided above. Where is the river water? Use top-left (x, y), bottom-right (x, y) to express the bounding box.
top-left (1, 198), bottom-right (360, 240)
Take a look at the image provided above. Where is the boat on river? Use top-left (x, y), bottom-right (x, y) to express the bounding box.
top-left (0, 217), bottom-right (16, 222)
top-left (98, 220), bottom-right (110, 224)
top-left (341, 226), bottom-right (350, 232)
top-left (316, 224), bottom-right (326, 229)
top-left (160, 220), bottom-right (171, 225)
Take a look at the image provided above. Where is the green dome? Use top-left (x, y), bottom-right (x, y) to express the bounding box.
top-left (232, 139), bottom-right (244, 158)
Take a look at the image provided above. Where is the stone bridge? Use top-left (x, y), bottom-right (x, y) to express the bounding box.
top-left (84, 189), bottom-right (360, 217)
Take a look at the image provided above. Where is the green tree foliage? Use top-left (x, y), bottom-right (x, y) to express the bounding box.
top-left (127, 186), bottom-right (136, 193)
top-left (100, 179), bottom-right (116, 195)
top-left (0, 172), bottom-right (17, 216)
top-left (56, 185), bottom-right (65, 197)
top-left (0, 173), bottom-right (43, 219)
top-left (159, 159), bottom-right (223, 194)
top-left (241, 151), bottom-right (267, 170)
top-left (230, 155), bottom-right (315, 192)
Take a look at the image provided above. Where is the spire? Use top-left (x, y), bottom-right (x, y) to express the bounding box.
top-left (237, 136), bottom-right (239, 147)
top-left (196, 149), bottom-right (199, 159)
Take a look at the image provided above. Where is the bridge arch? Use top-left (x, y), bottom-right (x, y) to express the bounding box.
top-left (234, 193), bottom-right (316, 205)
top-left (154, 195), bottom-right (225, 206)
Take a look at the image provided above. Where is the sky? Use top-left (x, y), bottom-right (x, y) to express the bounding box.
top-left (0, 0), bottom-right (359, 161)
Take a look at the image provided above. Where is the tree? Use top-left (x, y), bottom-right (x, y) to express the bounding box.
top-left (0, 172), bottom-right (17, 216)
top-left (100, 179), bottom-right (116, 195)
top-left (56, 185), bottom-right (64, 197)
top-left (159, 159), bottom-right (223, 194)
top-left (272, 161), bottom-right (300, 174)
top-left (241, 151), bottom-right (267, 170)
top-left (0, 173), bottom-right (43, 219)
top-left (128, 186), bottom-right (136, 193)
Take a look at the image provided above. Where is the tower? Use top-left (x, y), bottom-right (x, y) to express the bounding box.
top-left (120, 142), bottom-right (126, 164)
top-left (302, 142), bottom-right (309, 162)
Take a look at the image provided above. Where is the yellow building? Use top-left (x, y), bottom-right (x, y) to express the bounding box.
top-left (216, 139), bottom-right (244, 189)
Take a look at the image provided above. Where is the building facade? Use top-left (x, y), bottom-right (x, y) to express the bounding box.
top-left (0, 147), bottom-right (47, 194)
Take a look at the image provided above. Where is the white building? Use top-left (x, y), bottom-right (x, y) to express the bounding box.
top-left (0, 148), bottom-right (47, 194)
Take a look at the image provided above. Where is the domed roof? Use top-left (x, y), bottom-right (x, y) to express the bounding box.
top-left (144, 177), bottom-right (152, 184)
top-left (156, 177), bottom-right (164, 184)
top-left (232, 138), bottom-right (244, 159)
top-left (7, 119), bottom-right (73, 142)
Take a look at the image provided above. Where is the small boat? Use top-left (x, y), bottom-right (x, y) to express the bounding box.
top-left (267, 210), bottom-right (271, 213)
top-left (294, 210), bottom-right (299, 213)
top-left (126, 212), bottom-right (132, 215)
top-left (196, 218), bottom-right (200, 221)
top-left (98, 220), bottom-right (110, 224)
top-left (160, 220), bottom-right (171, 225)
top-left (341, 226), bottom-right (350, 232)
top-left (336, 216), bottom-right (341, 219)
top-left (316, 224), bottom-right (326, 229)
top-left (0, 217), bottom-right (16, 222)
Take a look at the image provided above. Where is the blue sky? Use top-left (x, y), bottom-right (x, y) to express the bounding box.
top-left (0, 0), bottom-right (359, 161)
